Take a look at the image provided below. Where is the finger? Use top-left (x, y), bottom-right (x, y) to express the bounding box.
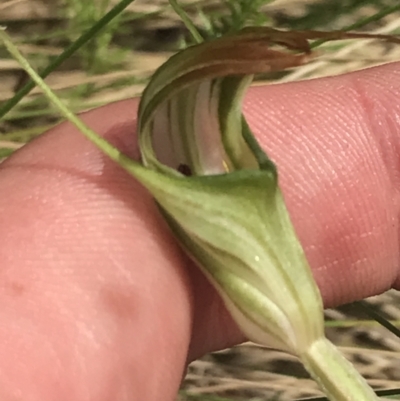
top-left (243, 61), bottom-right (400, 306)
top-left (0, 102), bottom-right (194, 401)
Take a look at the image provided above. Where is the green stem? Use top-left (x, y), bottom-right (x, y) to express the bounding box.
top-left (169, 0), bottom-right (203, 44)
top-left (311, 4), bottom-right (400, 49)
top-left (300, 338), bottom-right (378, 401)
top-left (0, 26), bottom-right (167, 222)
top-left (353, 301), bottom-right (400, 338)
top-left (0, 28), bottom-right (139, 173)
top-left (341, 4), bottom-right (400, 32)
top-left (0, 0), bottom-right (137, 119)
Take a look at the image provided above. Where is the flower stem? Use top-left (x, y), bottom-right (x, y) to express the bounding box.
top-left (300, 337), bottom-right (378, 401)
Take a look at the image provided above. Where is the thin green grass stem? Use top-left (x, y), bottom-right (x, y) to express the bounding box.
top-left (341, 4), bottom-right (400, 32)
top-left (0, 28), bottom-right (137, 172)
top-left (297, 386), bottom-right (400, 401)
top-left (353, 301), bottom-right (400, 338)
top-left (311, 4), bottom-right (400, 48)
top-left (325, 319), bottom-right (400, 328)
top-left (169, 0), bottom-right (203, 44)
top-left (1, 124), bottom-right (56, 142)
top-left (0, 0), bottom-right (137, 119)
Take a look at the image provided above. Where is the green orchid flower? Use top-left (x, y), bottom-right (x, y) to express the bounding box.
top-left (3, 25), bottom-right (399, 401)
top-left (137, 30), bottom-right (322, 355)
top-left (133, 30), bottom-right (384, 401)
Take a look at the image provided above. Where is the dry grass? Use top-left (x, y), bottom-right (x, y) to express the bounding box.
top-left (1, 1), bottom-right (399, 138)
top-left (182, 291), bottom-right (400, 400)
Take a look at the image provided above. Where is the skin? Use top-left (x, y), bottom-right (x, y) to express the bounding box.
top-left (0, 61), bottom-right (400, 401)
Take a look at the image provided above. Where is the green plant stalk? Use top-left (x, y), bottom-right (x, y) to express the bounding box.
top-left (1, 25), bottom-right (394, 401)
top-left (300, 338), bottom-right (378, 400)
top-left (0, 29), bottom-right (138, 171)
top-left (311, 3), bottom-right (400, 48)
top-left (65, 0), bottom-right (125, 75)
top-left (298, 388), bottom-right (400, 401)
top-left (0, 0), bottom-right (138, 119)
top-left (342, 4), bottom-right (400, 32)
top-left (352, 301), bottom-right (400, 338)
top-left (169, 0), bottom-right (203, 44)
top-left (0, 124), bottom-right (55, 143)
top-left (325, 319), bottom-right (400, 328)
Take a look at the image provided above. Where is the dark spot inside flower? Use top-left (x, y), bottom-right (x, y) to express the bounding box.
top-left (177, 164), bottom-right (192, 176)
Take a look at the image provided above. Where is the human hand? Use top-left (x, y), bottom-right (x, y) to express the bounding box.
top-left (0, 61), bottom-right (399, 401)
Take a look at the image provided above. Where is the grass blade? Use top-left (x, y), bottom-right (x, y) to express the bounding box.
top-left (352, 300), bottom-right (400, 339)
top-left (169, 0), bottom-right (203, 44)
top-left (0, 0), bottom-right (137, 119)
top-left (311, 4), bottom-right (400, 48)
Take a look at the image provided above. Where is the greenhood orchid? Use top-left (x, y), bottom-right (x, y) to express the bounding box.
top-left (2, 24), bottom-right (400, 401)
top-left (137, 30), bottom-right (321, 355)
top-left (133, 29), bottom-right (400, 401)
